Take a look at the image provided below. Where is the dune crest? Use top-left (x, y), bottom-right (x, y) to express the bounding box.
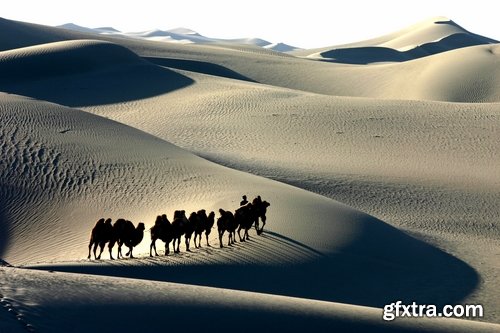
top-left (0, 40), bottom-right (142, 81)
top-left (293, 17), bottom-right (497, 63)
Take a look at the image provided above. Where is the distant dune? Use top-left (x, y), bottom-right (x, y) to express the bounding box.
top-left (0, 15), bottom-right (499, 333)
top-left (292, 17), bottom-right (497, 63)
top-left (55, 20), bottom-right (302, 51)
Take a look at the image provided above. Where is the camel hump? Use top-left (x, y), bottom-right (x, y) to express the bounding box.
top-left (94, 218), bottom-right (105, 227)
top-left (197, 210), bottom-right (208, 220)
top-left (154, 215), bottom-right (163, 226)
top-left (174, 210), bottom-right (187, 220)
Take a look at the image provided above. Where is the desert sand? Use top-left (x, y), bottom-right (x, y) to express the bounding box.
top-left (0, 16), bottom-right (499, 332)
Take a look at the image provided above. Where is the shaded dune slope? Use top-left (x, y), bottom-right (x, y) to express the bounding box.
top-left (3, 268), bottom-right (499, 333)
top-left (0, 40), bottom-right (194, 106)
top-left (0, 40), bottom-right (141, 80)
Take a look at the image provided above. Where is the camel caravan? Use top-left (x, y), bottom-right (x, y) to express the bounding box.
top-left (87, 195), bottom-right (270, 260)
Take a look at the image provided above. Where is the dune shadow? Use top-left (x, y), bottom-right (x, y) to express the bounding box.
top-left (31, 218), bottom-right (479, 310)
top-left (319, 33), bottom-right (494, 64)
top-left (408, 33), bottom-right (497, 57)
top-left (0, 63), bottom-right (194, 107)
top-left (319, 46), bottom-right (412, 64)
top-left (35, 301), bottom-right (435, 333)
top-left (143, 57), bottom-right (258, 83)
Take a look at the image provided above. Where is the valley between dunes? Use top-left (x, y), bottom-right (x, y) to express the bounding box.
top-left (0, 17), bottom-right (499, 332)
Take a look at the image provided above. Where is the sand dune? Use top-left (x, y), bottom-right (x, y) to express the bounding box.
top-left (3, 17), bottom-right (499, 102)
top-left (0, 40), bottom-right (195, 106)
top-left (11, 48), bottom-right (495, 320)
top-left (0, 15), bottom-right (499, 332)
top-left (292, 17), bottom-right (497, 63)
top-left (58, 21), bottom-right (301, 51)
top-left (1, 91), bottom-right (479, 314)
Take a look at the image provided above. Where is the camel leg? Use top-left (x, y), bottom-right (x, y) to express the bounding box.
top-left (218, 230), bottom-right (224, 248)
top-left (128, 247), bottom-right (134, 258)
top-left (108, 241), bottom-right (115, 260)
top-left (97, 242), bottom-right (105, 260)
top-left (206, 233), bottom-right (210, 247)
top-left (260, 216), bottom-right (266, 232)
top-left (88, 241), bottom-right (93, 259)
top-left (117, 242), bottom-right (123, 259)
top-left (165, 241), bottom-right (170, 255)
top-left (92, 242), bottom-right (99, 260)
top-left (238, 227), bottom-right (244, 242)
top-left (150, 239), bottom-right (157, 257)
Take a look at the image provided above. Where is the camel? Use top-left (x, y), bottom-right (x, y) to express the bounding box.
top-left (150, 214), bottom-right (172, 256)
top-left (109, 219), bottom-right (145, 259)
top-left (193, 209), bottom-right (207, 248)
top-left (251, 196), bottom-right (270, 235)
top-left (171, 210), bottom-right (188, 253)
top-left (236, 204), bottom-right (255, 242)
top-left (204, 211), bottom-right (215, 247)
top-left (217, 209), bottom-right (238, 248)
top-left (185, 212), bottom-right (197, 251)
top-left (87, 218), bottom-right (113, 260)
top-left (124, 221), bottom-right (145, 258)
